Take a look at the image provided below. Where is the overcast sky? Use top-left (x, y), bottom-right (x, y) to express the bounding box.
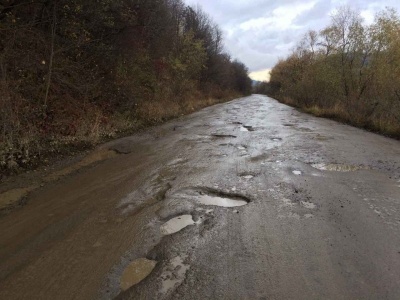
top-left (184, 0), bottom-right (400, 81)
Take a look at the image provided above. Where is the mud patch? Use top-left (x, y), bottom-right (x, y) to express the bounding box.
top-left (120, 258), bottom-right (157, 290)
top-left (311, 163), bottom-right (369, 172)
top-left (160, 255), bottom-right (190, 296)
top-left (160, 215), bottom-right (195, 235)
top-left (44, 149), bottom-right (118, 182)
top-left (249, 153), bottom-right (269, 162)
top-left (0, 185), bottom-right (39, 210)
top-left (314, 134), bottom-right (331, 141)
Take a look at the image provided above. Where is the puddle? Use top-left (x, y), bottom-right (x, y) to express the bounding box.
top-left (311, 163), bottom-right (368, 172)
top-left (271, 137), bottom-right (282, 142)
top-left (240, 125), bottom-right (255, 132)
top-left (160, 255), bottom-right (190, 295)
top-left (160, 215), bottom-right (195, 235)
top-left (196, 190), bottom-right (249, 207)
top-left (301, 201), bottom-right (316, 209)
top-left (120, 258), bottom-right (157, 290)
top-left (292, 170), bottom-right (302, 175)
top-left (237, 145), bottom-right (247, 150)
top-left (239, 172), bottom-right (256, 179)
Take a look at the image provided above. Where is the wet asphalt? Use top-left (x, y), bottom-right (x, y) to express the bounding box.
top-left (0, 95), bottom-right (400, 300)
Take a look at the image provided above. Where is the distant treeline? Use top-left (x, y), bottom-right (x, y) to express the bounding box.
top-left (257, 6), bottom-right (400, 138)
top-left (0, 0), bottom-right (252, 172)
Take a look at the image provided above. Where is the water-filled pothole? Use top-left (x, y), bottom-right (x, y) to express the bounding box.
top-left (196, 189), bottom-right (250, 207)
top-left (160, 215), bottom-right (195, 235)
top-left (199, 195), bottom-right (248, 207)
top-left (120, 258), bottom-right (157, 290)
top-left (311, 163), bottom-right (368, 172)
top-left (239, 172), bottom-right (257, 179)
top-left (292, 170), bottom-right (302, 175)
top-left (241, 125), bottom-right (255, 132)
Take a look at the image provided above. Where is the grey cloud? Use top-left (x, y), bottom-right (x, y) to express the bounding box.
top-left (185, 0), bottom-right (400, 72)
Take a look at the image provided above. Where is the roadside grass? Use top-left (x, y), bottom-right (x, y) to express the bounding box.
top-left (279, 97), bottom-right (400, 139)
top-left (0, 90), bottom-right (240, 177)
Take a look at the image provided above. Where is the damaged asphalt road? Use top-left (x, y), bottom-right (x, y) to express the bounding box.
top-left (1, 95), bottom-right (400, 299)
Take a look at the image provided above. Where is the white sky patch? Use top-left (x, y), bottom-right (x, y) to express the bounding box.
top-left (361, 9), bottom-right (375, 25)
top-left (184, 0), bottom-right (400, 72)
top-left (249, 69), bottom-right (271, 82)
top-left (239, 1), bottom-right (317, 31)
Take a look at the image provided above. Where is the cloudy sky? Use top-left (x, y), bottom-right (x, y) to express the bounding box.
top-left (184, 0), bottom-right (400, 81)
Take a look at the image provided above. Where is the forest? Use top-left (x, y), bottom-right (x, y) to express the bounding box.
top-left (0, 0), bottom-right (252, 173)
top-left (257, 6), bottom-right (400, 138)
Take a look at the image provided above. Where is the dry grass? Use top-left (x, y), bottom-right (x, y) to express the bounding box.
top-left (279, 97), bottom-right (400, 139)
top-left (0, 88), bottom-right (240, 175)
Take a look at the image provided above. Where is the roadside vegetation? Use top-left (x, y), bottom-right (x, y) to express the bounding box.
top-left (257, 6), bottom-right (400, 138)
top-left (0, 0), bottom-right (252, 174)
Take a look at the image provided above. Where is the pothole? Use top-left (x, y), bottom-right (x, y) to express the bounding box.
top-left (160, 215), bottom-right (195, 235)
top-left (311, 163), bottom-right (368, 172)
top-left (160, 255), bottom-right (190, 296)
top-left (239, 172), bottom-right (257, 179)
top-left (120, 258), bottom-right (157, 291)
top-left (240, 125), bottom-right (255, 132)
top-left (211, 134), bottom-right (237, 138)
top-left (196, 189), bottom-right (250, 207)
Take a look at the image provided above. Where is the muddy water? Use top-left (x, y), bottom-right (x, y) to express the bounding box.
top-left (120, 258), bottom-right (157, 290)
top-left (160, 215), bottom-right (195, 235)
top-left (198, 194), bottom-right (248, 207)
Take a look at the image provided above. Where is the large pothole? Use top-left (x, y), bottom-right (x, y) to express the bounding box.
top-left (195, 188), bottom-right (250, 207)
